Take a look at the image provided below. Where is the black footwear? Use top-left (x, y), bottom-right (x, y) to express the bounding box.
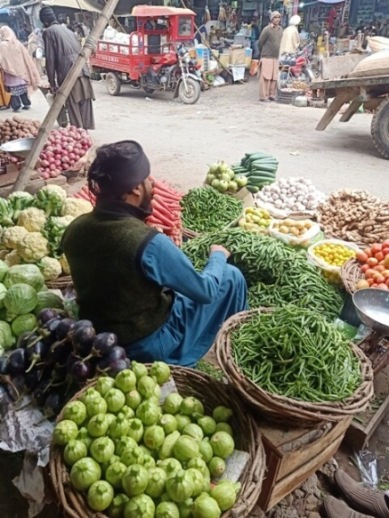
top-left (324, 496), bottom-right (375, 518)
top-left (335, 470), bottom-right (389, 518)
top-left (22, 106), bottom-right (30, 110)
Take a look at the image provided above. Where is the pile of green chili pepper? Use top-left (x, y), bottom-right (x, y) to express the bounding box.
top-left (230, 306), bottom-right (361, 403)
top-left (180, 187), bottom-right (243, 233)
top-left (182, 228), bottom-right (344, 320)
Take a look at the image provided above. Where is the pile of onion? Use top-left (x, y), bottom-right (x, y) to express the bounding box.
top-left (38, 126), bottom-right (92, 180)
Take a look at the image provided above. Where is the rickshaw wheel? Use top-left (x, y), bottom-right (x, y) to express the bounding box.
top-left (106, 72), bottom-right (121, 96)
top-left (178, 78), bottom-right (201, 104)
top-left (143, 87), bottom-right (155, 95)
top-left (371, 97), bottom-right (389, 159)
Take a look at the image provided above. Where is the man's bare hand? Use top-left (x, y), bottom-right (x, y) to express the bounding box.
top-left (210, 245), bottom-right (231, 258)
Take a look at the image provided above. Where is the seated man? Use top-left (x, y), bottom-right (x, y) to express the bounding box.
top-left (62, 140), bottom-right (248, 366)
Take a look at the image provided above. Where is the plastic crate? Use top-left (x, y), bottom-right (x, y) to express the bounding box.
top-left (276, 88), bottom-right (305, 105)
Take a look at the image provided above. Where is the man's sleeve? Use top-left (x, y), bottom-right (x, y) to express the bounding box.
top-left (141, 233), bottom-right (228, 304)
top-left (43, 31), bottom-right (56, 87)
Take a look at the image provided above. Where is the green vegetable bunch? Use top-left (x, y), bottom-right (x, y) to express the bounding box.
top-left (43, 215), bottom-right (74, 257)
top-left (180, 187), bottom-right (243, 233)
top-left (54, 362), bottom-right (240, 517)
top-left (231, 306), bottom-right (361, 403)
top-left (182, 228), bottom-right (344, 320)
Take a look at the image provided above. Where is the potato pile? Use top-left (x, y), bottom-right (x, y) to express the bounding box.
top-left (273, 219), bottom-right (314, 237)
top-left (0, 116), bottom-right (40, 144)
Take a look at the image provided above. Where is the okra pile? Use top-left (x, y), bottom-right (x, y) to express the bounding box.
top-left (231, 306), bottom-right (361, 403)
top-left (180, 187), bottom-right (243, 233)
top-left (182, 228), bottom-right (344, 320)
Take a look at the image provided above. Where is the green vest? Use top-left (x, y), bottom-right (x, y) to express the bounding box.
top-left (62, 201), bottom-right (172, 344)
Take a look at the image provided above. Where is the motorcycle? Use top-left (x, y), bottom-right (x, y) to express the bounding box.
top-left (278, 42), bottom-right (315, 88)
top-left (143, 45), bottom-right (202, 104)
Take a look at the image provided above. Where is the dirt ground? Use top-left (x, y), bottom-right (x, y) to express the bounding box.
top-left (0, 78), bottom-right (388, 517)
top-left (2, 76), bottom-right (387, 198)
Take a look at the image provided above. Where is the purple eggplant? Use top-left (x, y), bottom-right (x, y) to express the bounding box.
top-left (105, 358), bottom-right (130, 376)
top-left (0, 356), bottom-right (8, 375)
top-left (71, 325), bottom-right (96, 357)
top-left (17, 331), bottom-right (39, 349)
top-left (91, 332), bottom-right (118, 357)
top-left (33, 380), bottom-right (52, 406)
top-left (25, 341), bottom-right (50, 372)
top-left (7, 348), bottom-right (26, 375)
top-left (37, 309), bottom-right (61, 326)
top-left (44, 392), bottom-right (64, 418)
top-left (55, 318), bottom-right (76, 341)
top-left (47, 341), bottom-right (72, 364)
top-left (71, 360), bottom-right (93, 382)
top-left (71, 319), bottom-right (94, 332)
top-left (25, 368), bottom-right (43, 391)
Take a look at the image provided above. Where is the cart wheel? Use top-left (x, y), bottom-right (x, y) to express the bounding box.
top-left (371, 97), bottom-right (389, 159)
top-left (143, 87), bottom-right (155, 95)
top-left (105, 73), bottom-right (121, 96)
top-left (178, 78), bottom-right (201, 104)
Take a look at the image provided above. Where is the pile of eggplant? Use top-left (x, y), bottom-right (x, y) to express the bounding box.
top-left (0, 309), bottom-right (130, 417)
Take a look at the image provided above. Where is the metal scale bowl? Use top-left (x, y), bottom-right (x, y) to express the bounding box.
top-left (353, 288), bottom-right (389, 372)
top-left (0, 137), bottom-right (35, 160)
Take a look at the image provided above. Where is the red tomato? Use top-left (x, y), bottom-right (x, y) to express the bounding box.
top-left (361, 264), bottom-right (369, 273)
top-left (356, 251), bottom-right (368, 263)
top-left (382, 239), bottom-right (389, 246)
top-left (371, 283), bottom-right (378, 288)
top-left (377, 283), bottom-right (389, 290)
top-left (372, 243), bottom-right (383, 254)
top-left (386, 278), bottom-right (389, 288)
top-left (367, 257), bottom-right (379, 267)
top-left (375, 252), bottom-right (384, 262)
top-left (382, 247), bottom-right (389, 255)
top-left (374, 265), bottom-right (385, 272)
top-left (363, 248), bottom-right (372, 258)
top-left (365, 268), bottom-right (376, 279)
top-left (374, 274), bottom-right (385, 284)
top-left (367, 278), bottom-right (375, 286)
top-left (383, 270), bottom-right (389, 278)
top-left (384, 256), bottom-right (389, 268)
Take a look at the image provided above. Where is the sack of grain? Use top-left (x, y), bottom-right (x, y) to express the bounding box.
top-left (367, 36), bottom-right (389, 53)
top-left (349, 50), bottom-right (389, 77)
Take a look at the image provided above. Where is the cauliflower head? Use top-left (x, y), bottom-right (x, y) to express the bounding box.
top-left (39, 256), bottom-right (62, 281)
top-left (18, 207), bottom-right (47, 233)
top-left (62, 198), bottom-right (93, 218)
top-left (2, 226), bottom-right (29, 250)
top-left (17, 232), bottom-right (49, 263)
top-left (4, 250), bottom-right (22, 267)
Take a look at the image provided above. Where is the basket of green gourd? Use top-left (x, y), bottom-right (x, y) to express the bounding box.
top-left (215, 307), bottom-right (374, 427)
top-left (49, 363), bottom-right (266, 518)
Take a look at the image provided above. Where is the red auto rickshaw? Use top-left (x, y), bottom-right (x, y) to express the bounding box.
top-left (90, 6), bottom-right (202, 104)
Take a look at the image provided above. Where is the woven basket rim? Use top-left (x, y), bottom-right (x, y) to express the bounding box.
top-left (50, 366), bottom-right (266, 518)
top-left (341, 258), bottom-right (363, 294)
top-left (215, 308), bottom-right (374, 424)
top-left (46, 274), bottom-right (72, 289)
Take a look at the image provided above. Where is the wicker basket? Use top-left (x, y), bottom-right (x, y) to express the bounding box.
top-left (341, 258), bottom-right (364, 294)
top-left (50, 366), bottom-right (266, 518)
top-left (46, 275), bottom-right (73, 291)
top-left (215, 309), bottom-right (374, 427)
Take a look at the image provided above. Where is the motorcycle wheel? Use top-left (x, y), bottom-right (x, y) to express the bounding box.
top-left (143, 87), bottom-right (155, 95)
top-left (178, 78), bottom-right (201, 104)
top-left (105, 72), bottom-right (121, 96)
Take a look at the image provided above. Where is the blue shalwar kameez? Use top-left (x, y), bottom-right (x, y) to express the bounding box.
top-left (125, 233), bottom-right (248, 366)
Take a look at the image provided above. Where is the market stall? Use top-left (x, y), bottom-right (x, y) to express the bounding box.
top-left (0, 145), bottom-right (389, 517)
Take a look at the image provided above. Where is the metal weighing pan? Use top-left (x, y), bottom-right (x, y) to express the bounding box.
top-left (0, 138), bottom-right (35, 159)
top-left (352, 288), bottom-right (389, 335)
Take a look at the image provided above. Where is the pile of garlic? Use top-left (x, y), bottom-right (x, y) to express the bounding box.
top-left (256, 177), bottom-right (325, 212)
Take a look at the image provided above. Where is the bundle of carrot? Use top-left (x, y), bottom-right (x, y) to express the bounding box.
top-left (72, 184), bottom-right (96, 205)
top-left (147, 179), bottom-right (183, 247)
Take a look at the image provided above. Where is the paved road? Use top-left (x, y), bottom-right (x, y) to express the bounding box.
top-left (1, 77), bottom-right (387, 198)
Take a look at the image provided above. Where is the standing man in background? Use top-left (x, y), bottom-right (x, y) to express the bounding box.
top-left (258, 11), bottom-right (283, 102)
top-left (279, 15), bottom-right (301, 56)
top-left (39, 6), bottom-right (95, 130)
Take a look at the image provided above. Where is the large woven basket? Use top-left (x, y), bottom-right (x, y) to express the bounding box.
top-left (215, 309), bottom-right (374, 427)
top-left (341, 258), bottom-right (363, 294)
top-left (49, 366), bottom-right (266, 518)
top-left (46, 275), bottom-right (73, 291)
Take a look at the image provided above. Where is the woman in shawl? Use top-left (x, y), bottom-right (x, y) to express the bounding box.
top-left (0, 26), bottom-right (40, 112)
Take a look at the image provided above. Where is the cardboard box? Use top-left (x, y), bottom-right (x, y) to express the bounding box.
top-left (230, 48), bottom-right (245, 65)
top-left (257, 417), bottom-right (352, 511)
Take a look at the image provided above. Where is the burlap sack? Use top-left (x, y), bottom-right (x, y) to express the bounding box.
top-left (349, 50), bottom-right (389, 78)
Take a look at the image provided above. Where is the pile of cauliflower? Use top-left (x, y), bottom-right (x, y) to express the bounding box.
top-left (0, 186), bottom-right (93, 281)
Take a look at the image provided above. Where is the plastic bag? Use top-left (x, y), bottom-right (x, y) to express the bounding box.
top-left (269, 219), bottom-right (321, 248)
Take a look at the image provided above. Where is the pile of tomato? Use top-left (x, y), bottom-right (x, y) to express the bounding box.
top-left (356, 240), bottom-right (389, 290)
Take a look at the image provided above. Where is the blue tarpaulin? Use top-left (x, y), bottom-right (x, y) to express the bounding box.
top-left (0, 8), bottom-right (10, 14)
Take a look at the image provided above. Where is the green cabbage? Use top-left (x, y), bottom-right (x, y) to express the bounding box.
top-left (34, 291), bottom-right (64, 314)
top-left (0, 283), bottom-right (7, 309)
top-left (0, 320), bottom-right (15, 349)
top-left (4, 264), bottom-right (45, 292)
top-left (4, 283), bottom-right (38, 320)
top-left (0, 260), bottom-right (9, 282)
top-left (11, 313), bottom-right (37, 337)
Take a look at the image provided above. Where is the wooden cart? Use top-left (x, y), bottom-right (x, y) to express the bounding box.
top-left (311, 75), bottom-right (389, 159)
